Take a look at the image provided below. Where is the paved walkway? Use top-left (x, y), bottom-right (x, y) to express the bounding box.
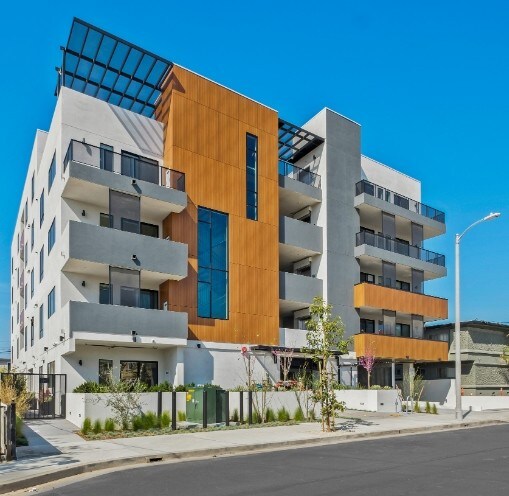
top-left (1, 409), bottom-right (508, 494)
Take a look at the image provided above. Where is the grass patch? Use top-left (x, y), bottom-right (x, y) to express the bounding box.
top-left (77, 420), bottom-right (300, 441)
top-left (16, 417), bottom-right (28, 447)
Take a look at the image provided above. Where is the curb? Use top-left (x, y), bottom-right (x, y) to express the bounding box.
top-left (1, 419), bottom-right (506, 494)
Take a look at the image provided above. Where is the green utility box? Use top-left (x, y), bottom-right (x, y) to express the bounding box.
top-left (186, 385), bottom-right (227, 424)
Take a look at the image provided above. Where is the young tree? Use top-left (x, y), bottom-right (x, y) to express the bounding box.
top-left (304, 296), bottom-right (349, 432)
top-left (275, 347), bottom-right (295, 383)
top-left (358, 344), bottom-right (376, 388)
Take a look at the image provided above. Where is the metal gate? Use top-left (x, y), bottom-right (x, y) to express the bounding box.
top-left (0, 373), bottom-right (67, 420)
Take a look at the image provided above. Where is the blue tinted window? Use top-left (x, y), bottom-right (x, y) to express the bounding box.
top-left (48, 218), bottom-right (56, 253)
top-left (48, 154), bottom-right (56, 191)
top-left (40, 190), bottom-right (45, 227)
top-left (48, 287), bottom-right (55, 318)
top-left (246, 134), bottom-right (258, 220)
top-left (39, 304), bottom-right (44, 338)
top-left (198, 207), bottom-right (228, 319)
top-left (39, 246), bottom-right (44, 282)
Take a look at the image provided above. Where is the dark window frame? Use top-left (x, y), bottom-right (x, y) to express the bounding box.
top-left (48, 218), bottom-right (56, 253)
top-left (246, 133), bottom-right (258, 221)
top-left (48, 153), bottom-right (56, 192)
top-left (48, 287), bottom-right (56, 318)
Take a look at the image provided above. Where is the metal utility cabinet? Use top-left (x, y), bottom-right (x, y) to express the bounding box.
top-left (186, 386), bottom-right (227, 424)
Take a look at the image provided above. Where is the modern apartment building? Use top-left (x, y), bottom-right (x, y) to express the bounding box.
top-left (10, 19), bottom-right (448, 390)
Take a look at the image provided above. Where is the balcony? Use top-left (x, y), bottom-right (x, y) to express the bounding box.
top-left (278, 160), bottom-right (322, 217)
top-left (354, 333), bottom-right (448, 362)
top-left (354, 283), bottom-right (448, 321)
top-left (279, 216), bottom-right (323, 265)
top-left (355, 231), bottom-right (446, 279)
top-left (62, 221), bottom-right (188, 283)
top-left (65, 301), bottom-right (187, 346)
top-left (62, 140), bottom-right (186, 217)
top-left (279, 271), bottom-right (323, 313)
top-left (279, 327), bottom-right (309, 349)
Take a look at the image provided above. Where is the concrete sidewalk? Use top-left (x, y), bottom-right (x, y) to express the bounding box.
top-left (1, 409), bottom-right (508, 494)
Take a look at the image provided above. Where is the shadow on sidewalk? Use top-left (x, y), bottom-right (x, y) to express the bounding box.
top-left (16, 422), bottom-right (63, 459)
top-left (334, 416), bottom-right (378, 432)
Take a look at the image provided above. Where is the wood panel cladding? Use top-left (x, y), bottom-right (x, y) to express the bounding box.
top-left (354, 283), bottom-right (448, 320)
top-left (157, 66), bottom-right (279, 345)
top-left (354, 333), bottom-right (449, 362)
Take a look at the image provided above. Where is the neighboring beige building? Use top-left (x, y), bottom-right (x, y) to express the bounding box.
top-left (423, 321), bottom-right (509, 394)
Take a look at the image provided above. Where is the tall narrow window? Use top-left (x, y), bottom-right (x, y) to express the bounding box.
top-left (48, 287), bottom-right (55, 318)
top-left (48, 218), bottom-right (56, 253)
top-left (30, 318), bottom-right (34, 347)
top-left (30, 270), bottom-right (34, 299)
top-left (39, 304), bottom-right (44, 338)
top-left (39, 245), bottom-right (44, 281)
top-left (31, 173), bottom-right (35, 202)
top-left (246, 134), bottom-right (258, 220)
top-left (198, 207), bottom-right (228, 319)
top-left (48, 153), bottom-right (56, 191)
top-left (31, 221), bottom-right (34, 251)
top-left (100, 144), bottom-right (114, 171)
top-left (40, 190), bottom-right (45, 227)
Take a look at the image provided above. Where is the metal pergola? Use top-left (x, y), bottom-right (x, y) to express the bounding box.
top-left (278, 118), bottom-right (324, 163)
top-left (56, 18), bottom-right (172, 117)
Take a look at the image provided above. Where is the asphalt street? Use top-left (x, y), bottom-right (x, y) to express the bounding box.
top-left (38, 424), bottom-right (509, 496)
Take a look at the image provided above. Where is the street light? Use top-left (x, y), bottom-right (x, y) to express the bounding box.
top-left (455, 212), bottom-right (501, 420)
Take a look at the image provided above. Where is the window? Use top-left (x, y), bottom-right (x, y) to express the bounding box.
top-left (31, 173), bottom-right (35, 202)
top-left (24, 284), bottom-right (27, 308)
top-left (360, 318), bottom-right (375, 334)
top-left (100, 213), bottom-right (112, 228)
top-left (39, 304), bottom-right (44, 338)
top-left (48, 218), bottom-right (56, 253)
top-left (197, 207), bottom-right (228, 319)
top-left (99, 359), bottom-right (113, 385)
top-left (30, 270), bottom-right (34, 299)
top-left (100, 144), bottom-right (114, 171)
top-left (395, 323), bottom-right (411, 337)
top-left (30, 318), bottom-right (34, 347)
top-left (140, 289), bottom-right (158, 309)
top-left (48, 153), bottom-right (56, 191)
top-left (40, 190), bottom-right (44, 227)
top-left (120, 361), bottom-right (158, 387)
top-left (99, 283), bottom-right (111, 305)
top-left (24, 327), bottom-right (27, 352)
top-left (24, 242), bottom-right (27, 267)
top-left (246, 134), bottom-right (258, 220)
top-left (396, 280), bottom-right (411, 292)
top-left (140, 222), bottom-right (159, 238)
top-left (39, 246), bottom-right (44, 281)
top-left (48, 287), bottom-right (55, 318)
top-left (31, 221), bottom-right (34, 251)
top-left (360, 272), bottom-right (376, 284)
top-left (24, 200), bottom-right (28, 224)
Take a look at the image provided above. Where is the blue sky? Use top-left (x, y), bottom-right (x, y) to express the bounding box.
top-left (1, 1), bottom-right (508, 357)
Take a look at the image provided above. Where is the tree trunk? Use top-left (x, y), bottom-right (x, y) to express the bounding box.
top-left (367, 372), bottom-right (371, 389)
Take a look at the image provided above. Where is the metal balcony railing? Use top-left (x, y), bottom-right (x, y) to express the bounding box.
top-left (355, 180), bottom-right (445, 223)
top-left (64, 140), bottom-right (185, 192)
top-left (356, 231), bottom-right (446, 267)
top-left (278, 160), bottom-right (321, 188)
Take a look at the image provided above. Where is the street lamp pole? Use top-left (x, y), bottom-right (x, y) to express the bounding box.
top-left (455, 212), bottom-right (501, 421)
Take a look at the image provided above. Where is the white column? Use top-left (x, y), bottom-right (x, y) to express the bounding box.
top-left (391, 360), bottom-right (396, 389)
top-left (175, 347), bottom-right (185, 386)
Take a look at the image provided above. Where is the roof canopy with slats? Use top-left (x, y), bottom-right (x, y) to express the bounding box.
top-left (278, 118), bottom-right (324, 163)
top-left (57, 18), bottom-right (172, 117)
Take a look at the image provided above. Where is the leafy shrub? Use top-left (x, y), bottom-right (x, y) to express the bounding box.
top-left (177, 411), bottom-right (186, 421)
top-left (294, 407), bottom-right (305, 422)
top-left (132, 416), bottom-right (143, 431)
top-left (265, 408), bottom-right (276, 423)
top-left (73, 381), bottom-right (108, 393)
top-left (369, 385), bottom-right (382, 390)
top-left (414, 402), bottom-right (422, 413)
top-left (160, 411), bottom-right (171, 428)
top-left (104, 418), bottom-right (115, 432)
top-left (142, 411), bottom-right (159, 429)
top-left (277, 407), bottom-right (290, 422)
top-left (93, 419), bottom-right (102, 434)
top-left (252, 411), bottom-right (261, 424)
top-left (431, 403), bottom-right (438, 415)
top-left (146, 381), bottom-right (173, 392)
top-left (425, 401), bottom-right (431, 414)
top-left (15, 417), bottom-right (28, 446)
top-left (231, 408), bottom-right (239, 423)
top-left (81, 418), bottom-right (92, 435)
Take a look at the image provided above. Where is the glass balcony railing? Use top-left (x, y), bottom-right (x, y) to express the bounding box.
top-left (278, 160), bottom-right (321, 188)
top-left (355, 180), bottom-right (445, 223)
top-left (64, 140), bottom-right (185, 192)
top-left (356, 231), bottom-right (446, 267)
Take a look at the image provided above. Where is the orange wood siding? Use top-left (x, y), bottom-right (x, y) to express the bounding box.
top-left (354, 333), bottom-right (449, 361)
top-left (157, 66), bottom-right (279, 345)
top-left (354, 283), bottom-right (448, 320)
